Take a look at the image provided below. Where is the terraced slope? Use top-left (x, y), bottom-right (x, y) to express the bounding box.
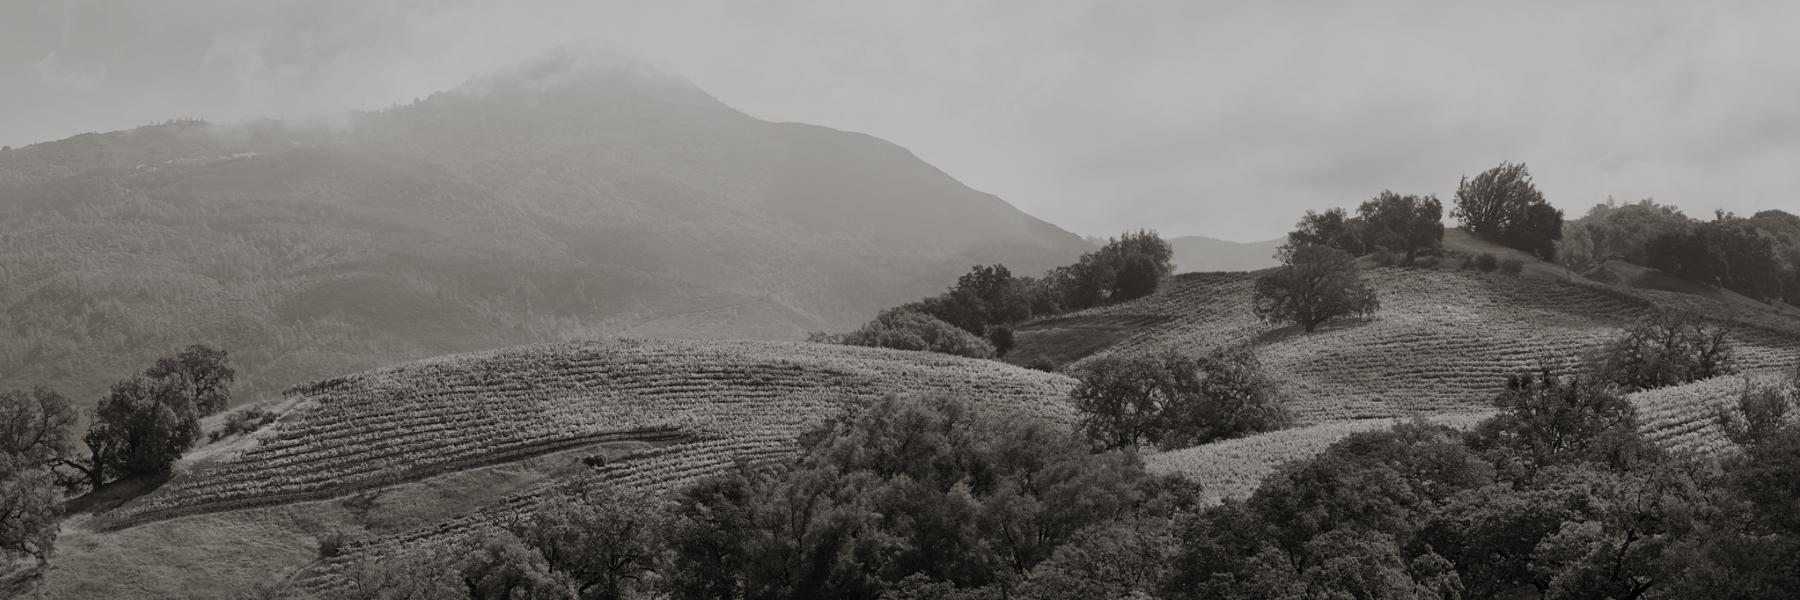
top-left (1008, 267), bottom-right (1800, 424)
top-left (104, 338), bottom-right (1076, 529)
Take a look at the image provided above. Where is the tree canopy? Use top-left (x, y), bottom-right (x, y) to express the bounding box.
top-left (1453, 162), bottom-right (1565, 259)
top-left (1596, 309), bottom-right (1735, 392)
top-left (1357, 191), bottom-right (1445, 261)
top-left (1252, 244), bottom-right (1380, 332)
top-left (1068, 348), bottom-right (1287, 450)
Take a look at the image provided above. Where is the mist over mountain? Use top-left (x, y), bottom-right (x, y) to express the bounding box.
top-left (0, 54), bottom-right (1089, 402)
top-left (1167, 234), bottom-right (1282, 272)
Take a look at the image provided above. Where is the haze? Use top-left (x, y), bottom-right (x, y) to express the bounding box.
top-left (4, 0), bottom-right (1797, 241)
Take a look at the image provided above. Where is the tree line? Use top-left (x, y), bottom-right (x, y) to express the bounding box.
top-left (0, 345), bottom-right (237, 569)
top-left (1560, 199), bottom-right (1800, 303)
top-left (813, 231), bottom-right (1175, 359)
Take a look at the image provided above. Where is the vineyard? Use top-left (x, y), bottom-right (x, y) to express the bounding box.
top-left (1628, 373), bottom-right (1798, 457)
top-left (1011, 266), bottom-right (1800, 424)
top-left (41, 256), bottom-right (1800, 598)
top-left (103, 338), bottom-right (1077, 530)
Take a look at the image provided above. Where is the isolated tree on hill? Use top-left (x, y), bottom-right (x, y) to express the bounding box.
top-left (1356, 191), bottom-right (1445, 262)
top-left (1287, 207), bottom-right (1366, 256)
top-left (1253, 244), bottom-right (1380, 333)
top-left (1597, 310), bottom-right (1734, 392)
top-left (1453, 162), bottom-right (1564, 259)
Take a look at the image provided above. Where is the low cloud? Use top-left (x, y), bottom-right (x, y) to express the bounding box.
top-left (2, 1), bottom-right (1797, 240)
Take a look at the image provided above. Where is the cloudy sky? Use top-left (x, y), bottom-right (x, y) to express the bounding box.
top-left (4, 1), bottom-right (1797, 241)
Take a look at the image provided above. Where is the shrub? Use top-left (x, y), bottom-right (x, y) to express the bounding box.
top-left (988, 325), bottom-right (1016, 357)
top-left (1413, 255), bottom-right (1441, 269)
top-left (1475, 252), bottom-right (1499, 272)
top-left (1498, 258), bottom-right (1525, 275)
top-left (318, 530), bottom-right (355, 559)
top-left (209, 407), bottom-right (278, 443)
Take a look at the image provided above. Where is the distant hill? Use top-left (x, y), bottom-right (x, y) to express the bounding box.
top-left (1006, 234), bottom-right (1800, 425)
top-left (39, 338), bottom-right (1075, 599)
top-left (1167, 235), bottom-right (1282, 272)
top-left (0, 55), bottom-right (1090, 403)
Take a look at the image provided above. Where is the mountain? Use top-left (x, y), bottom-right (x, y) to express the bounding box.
top-left (0, 54), bottom-right (1090, 404)
top-left (1167, 235), bottom-right (1282, 273)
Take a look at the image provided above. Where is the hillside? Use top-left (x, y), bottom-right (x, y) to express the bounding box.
top-left (1006, 251), bottom-right (1800, 426)
top-left (1167, 235), bottom-right (1282, 273)
top-left (33, 338), bottom-right (1075, 599)
top-left (0, 55), bottom-right (1090, 405)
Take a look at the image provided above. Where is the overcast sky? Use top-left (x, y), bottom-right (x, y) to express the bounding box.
top-left (5, 1), bottom-right (1797, 241)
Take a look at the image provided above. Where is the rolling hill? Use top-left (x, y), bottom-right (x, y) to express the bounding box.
top-left (1006, 238), bottom-right (1800, 425)
top-left (0, 54), bottom-right (1091, 406)
top-left (35, 338), bottom-right (1075, 599)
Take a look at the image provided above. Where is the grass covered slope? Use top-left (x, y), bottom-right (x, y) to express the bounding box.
top-left (103, 338), bottom-right (1075, 529)
top-left (1009, 266), bottom-right (1800, 425)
